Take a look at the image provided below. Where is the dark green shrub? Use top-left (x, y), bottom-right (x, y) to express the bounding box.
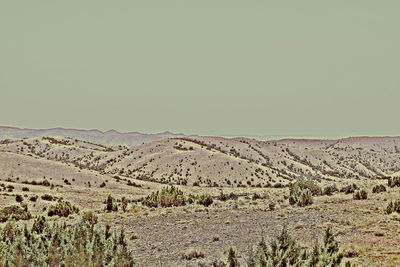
top-left (0, 215), bottom-right (134, 266)
top-left (246, 226), bottom-right (343, 267)
top-left (121, 196), bottom-right (128, 212)
top-left (197, 194), bottom-right (213, 207)
top-left (106, 194), bottom-right (118, 212)
top-left (372, 184), bottom-right (386, 194)
top-left (289, 188), bottom-right (313, 207)
top-left (142, 186), bottom-right (186, 208)
top-left (388, 177), bottom-right (400, 188)
top-left (386, 199), bottom-right (400, 214)
top-left (217, 191), bottom-right (238, 201)
top-left (0, 205), bottom-right (32, 222)
top-left (340, 184), bottom-right (358, 194)
top-left (353, 189), bottom-right (368, 200)
top-left (15, 194), bottom-right (24, 202)
top-left (290, 180), bottom-right (322, 196)
top-left (323, 185), bottom-right (338, 196)
top-left (82, 211), bottom-right (98, 226)
top-left (47, 200), bottom-right (79, 217)
top-left (41, 194), bottom-right (54, 201)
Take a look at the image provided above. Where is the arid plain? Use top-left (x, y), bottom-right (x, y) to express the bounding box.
top-left (1, 128), bottom-right (400, 266)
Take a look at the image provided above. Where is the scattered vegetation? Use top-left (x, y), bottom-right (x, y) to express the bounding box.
top-left (142, 186), bottom-right (186, 208)
top-left (0, 215), bottom-right (134, 266)
top-left (197, 194), bottom-right (213, 207)
top-left (290, 180), bottom-right (322, 196)
top-left (47, 200), bottom-right (79, 217)
top-left (246, 226), bottom-right (343, 266)
top-left (289, 188), bottom-right (313, 207)
top-left (106, 194), bottom-right (118, 212)
top-left (372, 184), bottom-right (386, 194)
top-left (323, 185), bottom-right (338, 196)
top-left (388, 177), bottom-right (400, 188)
top-left (386, 199), bottom-right (400, 214)
top-left (0, 205), bottom-right (32, 222)
top-left (353, 189), bottom-right (368, 200)
top-left (217, 191), bottom-right (239, 201)
top-left (340, 184), bottom-right (359, 194)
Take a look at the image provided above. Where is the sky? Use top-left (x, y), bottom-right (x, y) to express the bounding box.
top-left (1, 1), bottom-right (399, 137)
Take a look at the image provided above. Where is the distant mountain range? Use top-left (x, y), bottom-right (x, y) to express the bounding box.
top-left (0, 126), bottom-right (187, 146)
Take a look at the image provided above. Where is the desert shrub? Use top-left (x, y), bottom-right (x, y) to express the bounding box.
top-left (353, 189), bottom-right (368, 200)
top-left (29, 195), bottom-right (38, 202)
top-left (47, 200), bottom-right (79, 217)
top-left (197, 194), bottom-right (213, 207)
top-left (217, 191), bottom-right (238, 201)
top-left (15, 194), bottom-right (24, 202)
top-left (290, 180), bottom-right (322, 196)
top-left (372, 184), bottom-right (386, 194)
top-left (0, 215), bottom-right (134, 266)
top-left (181, 249), bottom-right (205, 260)
top-left (82, 210), bottom-right (98, 225)
top-left (289, 188), bottom-right (313, 207)
top-left (340, 184), bottom-right (358, 194)
top-left (121, 196), bottom-right (129, 212)
top-left (22, 187), bottom-right (29, 192)
top-left (106, 194), bottom-right (118, 212)
top-left (100, 181), bottom-right (106, 188)
top-left (388, 177), bottom-right (400, 188)
top-left (41, 194), bottom-right (54, 201)
top-left (323, 185), bottom-right (338, 196)
top-left (386, 199), bottom-right (400, 214)
top-left (0, 205), bottom-right (32, 222)
top-left (142, 186), bottom-right (186, 208)
top-left (246, 226), bottom-right (343, 267)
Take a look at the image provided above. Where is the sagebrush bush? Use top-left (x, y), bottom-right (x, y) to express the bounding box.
top-left (0, 215), bottom-right (134, 266)
top-left (197, 194), bottom-right (213, 207)
top-left (353, 189), bottom-right (368, 200)
top-left (372, 184), bottom-right (386, 194)
top-left (142, 186), bottom-right (186, 208)
top-left (290, 180), bottom-right (322, 196)
top-left (323, 185), bottom-right (338, 196)
top-left (0, 205), bottom-right (32, 222)
top-left (386, 199), bottom-right (400, 214)
top-left (246, 226), bottom-right (343, 267)
top-left (289, 188), bottom-right (313, 207)
top-left (388, 177), bottom-right (400, 188)
top-left (340, 184), bottom-right (358, 194)
top-left (106, 194), bottom-right (118, 212)
top-left (47, 200), bottom-right (79, 217)
top-left (217, 191), bottom-right (238, 201)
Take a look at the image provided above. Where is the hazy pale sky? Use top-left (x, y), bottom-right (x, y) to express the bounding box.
top-left (1, 1), bottom-right (399, 136)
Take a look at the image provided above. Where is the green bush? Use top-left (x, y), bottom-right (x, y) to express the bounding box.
top-left (217, 191), bottom-right (238, 201)
top-left (386, 199), bottom-right (400, 214)
top-left (372, 184), bottom-right (386, 194)
top-left (289, 188), bottom-right (313, 207)
top-left (47, 200), bottom-right (79, 217)
top-left (340, 184), bottom-right (358, 194)
top-left (246, 226), bottom-right (343, 267)
top-left (0, 215), bottom-right (134, 266)
top-left (388, 177), bottom-right (400, 188)
top-left (0, 205), bottom-right (32, 222)
top-left (290, 180), bottom-right (322, 196)
top-left (142, 186), bottom-right (186, 208)
top-left (197, 194), bottom-right (213, 207)
top-left (323, 185), bottom-right (338, 196)
top-left (353, 189), bottom-right (368, 200)
top-left (106, 194), bottom-right (118, 212)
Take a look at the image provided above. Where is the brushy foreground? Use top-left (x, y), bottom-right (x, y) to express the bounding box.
top-left (0, 212), bottom-right (134, 267)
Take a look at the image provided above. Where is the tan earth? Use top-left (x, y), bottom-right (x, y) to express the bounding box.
top-left (1, 135), bottom-right (400, 266)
